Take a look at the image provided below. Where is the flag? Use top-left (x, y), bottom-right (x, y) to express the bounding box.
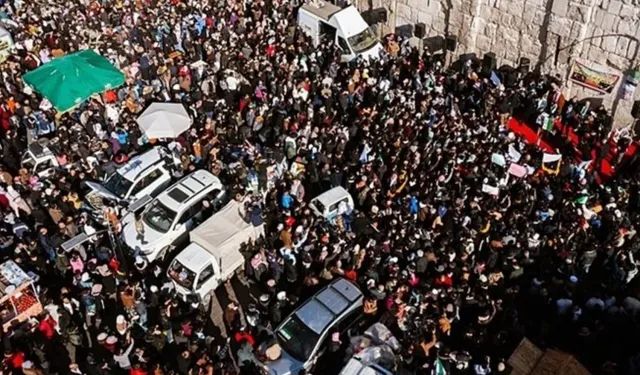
top-left (491, 153), bottom-right (506, 167)
top-left (575, 195), bottom-right (589, 204)
top-left (359, 143), bottom-right (371, 163)
top-left (508, 163), bottom-right (527, 178)
top-left (542, 115), bottom-right (554, 132)
top-left (433, 358), bottom-right (447, 375)
top-left (508, 144), bottom-right (522, 162)
top-left (482, 184), bottom-right (500, 196)
top-left (542, 153), bottom-right (562, 175)
top-left (490, 71), bottom-right (501, 86)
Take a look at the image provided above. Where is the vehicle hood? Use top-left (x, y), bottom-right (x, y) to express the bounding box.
top-left (266, 350), bottom-right (304, 375)
top-left (85, 181), bottom-right (120, 202)
top-left (359, 42), bottom-right (383, 60)
top-left (121, 221), bottom-right (164, 257)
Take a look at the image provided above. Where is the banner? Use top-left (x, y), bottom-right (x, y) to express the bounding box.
top-left (569, 61), bottom-right (621, 94)
top-left (508, 163), bottom-right (527, 178)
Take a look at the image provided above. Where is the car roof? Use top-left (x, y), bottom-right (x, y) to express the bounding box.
top-left (173, 243), bottom-right (213, 272)
top-left (339, 358), bottom-right (391, 375)
top-left (311, 186), bottom-right (351, 207)
top-left (117, 147), bottom-right (166, 182)
top-left (28, 143), bottom-right (53, 159)
top-left (157, 170), bottom-right (222, 213)
top-left (295, 278), bottom-right (363, 334)
top-left (300, 1), bottom-right (342, 22)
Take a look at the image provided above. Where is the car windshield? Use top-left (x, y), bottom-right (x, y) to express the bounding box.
top-left (168, 260), bottom-right (195, 289)
top-left (103, 172), bottom-right (133, 199)
top-left (143, 200), bottom-right (177, 233)
top-left (276, 315), bottom-right (320, 362)
top-left (347, 28), bottom-right (378, 54)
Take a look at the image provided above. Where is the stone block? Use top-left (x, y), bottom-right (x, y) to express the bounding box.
top-left (396, 3), bottom-right (416, 22)
top-left (552, 0), bottom-right (569, 16)
top-left (619, 4), bottom-right (636, 18)
top-left (608, 0), bottom-right (622, 13)
top-left (395, 15), bottom-right (412, 26)
top-left (602, 11), bottom-right (619, 31)
top-left (479, 4), bottom-right (493, 19)
top-left (568, 5), bottom-right (589, 22)
top-left (484, 23), bottom-right (498, 38)
top-left (628, 39), bottom-right (639, 60)
top-left (505, 0), bottom-right (524, 16)
top-left (616, 37), bottom-right (630, 56)
top-left (570, 21), bottom-right (583, 40)
top-left (593, 8), bottom-right (606, 25)
top-left (617, 19), bottom-right (635, 35)
top-left (522, 7), bottom-right (537, 23)
top-left (526, 0), bottom-right (545, 7)
top-left (598, 0), bottom-right (610, 8)
top-left (607, 53), bottom-right (627, 69)
top-left (476, 34), bottom-right (493, 50)
top-left (533, 9), bottom-right (546, 25)
top-left (587, 45), bottom-right (607, 61)
top-left (549, 15), bottom-right (572, 36)
top-left (602, 35), bottom-right (618, 52)
top-left (500, 11), bottom-right (515, 27)
top-left (417, 10), bottom-right (434, 24)
top-left (489, 9), bottom-right (503, 23)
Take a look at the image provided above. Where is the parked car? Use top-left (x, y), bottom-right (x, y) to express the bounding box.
top-left (309, 186), bottom-right (354, 222)
top-left (84, 147), bottom-right (179, 219)
top-left (265, 278), bottom-right (363, 375)
top-left (121, 170), bottom-right (227, 262)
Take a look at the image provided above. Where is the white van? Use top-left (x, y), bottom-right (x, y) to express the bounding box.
top-left (84, 147), bottom-right (178, 217)
top-left (121, 170), bottom-right (227, 262)
top-left (309, 186), bottom-right (354, 222)
top-left (298, 2), bottom-right (383, 62)
top-left (169, 200), bottom-right (264, 303)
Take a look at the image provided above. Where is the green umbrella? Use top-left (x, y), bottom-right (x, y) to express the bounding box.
top-left (22, 49), bottom-right (125, 112)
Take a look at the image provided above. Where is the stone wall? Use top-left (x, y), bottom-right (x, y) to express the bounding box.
top-left (356, 0), bottom-right (640, 127)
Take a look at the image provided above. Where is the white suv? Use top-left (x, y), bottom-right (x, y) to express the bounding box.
top-left (84, 147), bottom-right (179, 218)
top-left (121, 170), bottom-right (227, 262)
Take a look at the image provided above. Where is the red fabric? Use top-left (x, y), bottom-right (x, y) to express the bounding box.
top-left (5, 351), bottom-right (25, 369)
top-left (130, 368), bottom-right (149, 375)
top-left (506, 117), bottom-right (637, 181)
top-left (344, 269), bottom-right (357, 281)
top-left (434, 275), bottom-right (453, 288)
top-left (38, 316), bottom-right (57, 339)
top-left (266, 45), bottom-right (276, 57)
top-left (234, 331), bottom-right (255, 347)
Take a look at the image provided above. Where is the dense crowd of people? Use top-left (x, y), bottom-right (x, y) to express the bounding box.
top-left (0, 0), bottom-right (638, 374)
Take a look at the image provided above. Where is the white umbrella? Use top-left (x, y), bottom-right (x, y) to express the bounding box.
top-left (136, 102), bottom-right (192, 139)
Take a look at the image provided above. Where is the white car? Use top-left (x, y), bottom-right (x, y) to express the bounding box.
top-left (121, 170), bottom-right (227, 262)
top-left (84, 147), bottom-right (178, 218)
top-left (266, 278), bottom-right (363, 375)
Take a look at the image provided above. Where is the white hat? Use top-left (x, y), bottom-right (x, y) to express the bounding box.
top-left (23, 361), bottom-right (33, 369)
top-left (81, 272), bottom-right (90, 282)
top-left (106, 336), bottom-right (118, 345)
top-left (150, 285), bottom-right (158, 293)
top-left (97, 332), bottom-right (108, 341)
top-left (116, 315), bottom-right (126, 324)
top-left (277, 291), bottom-right (287, 301)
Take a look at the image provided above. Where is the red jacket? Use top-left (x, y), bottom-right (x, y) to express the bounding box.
top-left (38, 316), bottom-right (57, 339)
